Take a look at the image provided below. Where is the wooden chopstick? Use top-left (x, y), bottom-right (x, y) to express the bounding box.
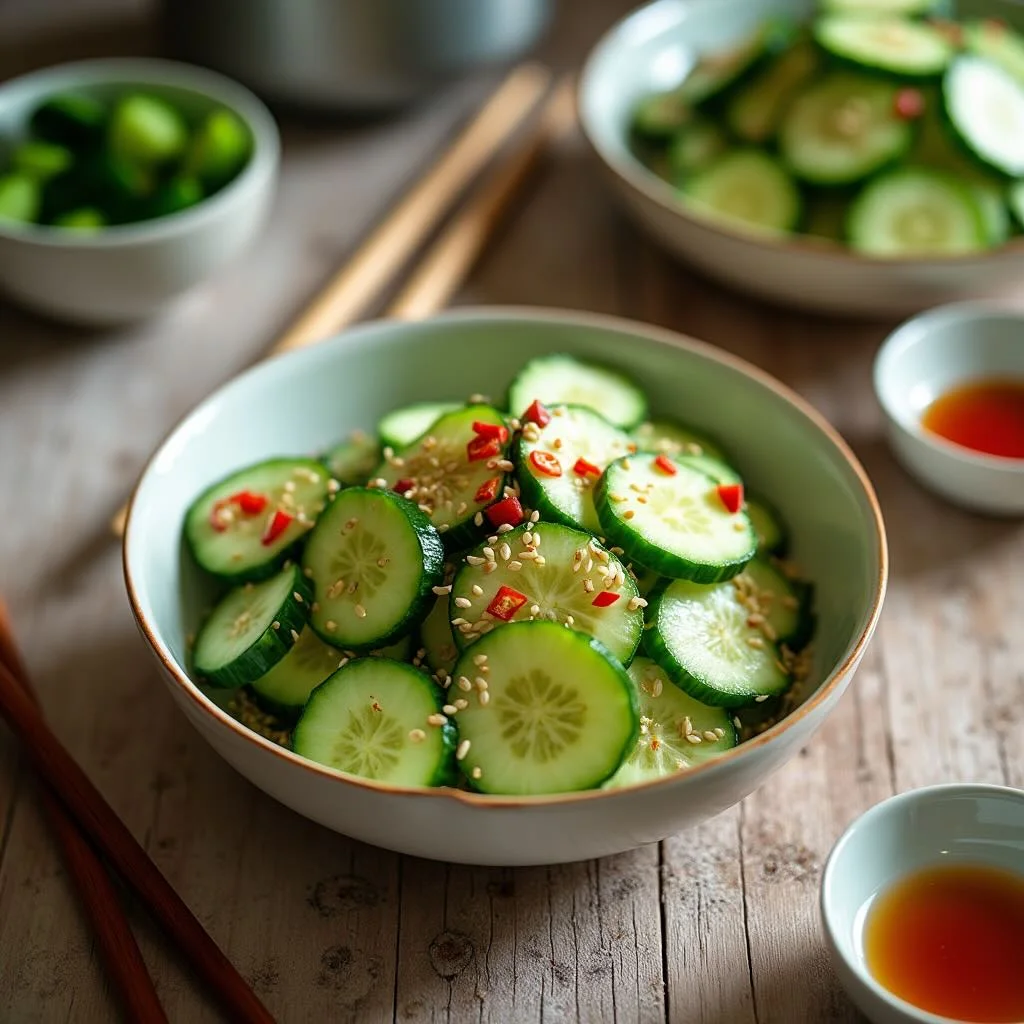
top-left (0, 603), bottom-right (169, 1024)
top-left (0, 654), bottom-right (275, 1024)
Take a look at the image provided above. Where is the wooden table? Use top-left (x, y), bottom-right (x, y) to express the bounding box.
top-left (1, 2), bottom-right (1021, 1021)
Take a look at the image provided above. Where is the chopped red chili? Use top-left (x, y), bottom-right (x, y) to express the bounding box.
top-left (486, 585), bottom-right (528, 621)
top-left (467, 435), bottom-right (502, 463)
top-left (591, 591), bottom-right (620, 608)
top-left (716, 483), bottom-right (744, 514)
top-left (485, 495), bottom-right (524, 529)
top-left (573, 457), bottom-right (601, 478)
top-left (653, 455), bottom-right (677, 476)
top-left (893, 88), bottom-right (924, 120)
top-left (471, 420), bottom-right (510, 444)
top-left (233, 490), bottom-right (268, 515)
top-left (393, 478), bottom-right (415, 494)
top-left (529, 450), bottom-right (562, 477)
top-left (522, 399), bottom-right (552, 428)
top-left (474, 477), bottom-right (502, 504)
top-left (261, 509), bottom-right (294, 546)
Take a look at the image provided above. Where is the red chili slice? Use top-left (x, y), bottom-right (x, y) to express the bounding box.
top-left (529, 450), bottom-right (562, 477)
top-left (486, 585), bottom-right (528, 621)
top-left (522, 399), bottom-right (552, 428)
top-left (592, 591), bottom-right (620, 608)
top-left (573, 457), bottom-right (601, 478)
top-left (467, 435), bottom-right (502, 463)
top-left (653, 455), bottom-right (677, 476)
top-left (261, 509), bottom-right (294, 546)
top-left (232, 490), bottom-right (268, 515)
top-left (471, 420), bottom-right (510, 444)
top-left (716, 483), bottom-right (744, 514)
top-left (474, 477), bottom-right (502, 504)
top-left (485, 495), bottom-right (524, 529)
top-left (893, 88), bottom-right (924, 120)
top-left (393, 478), bottom-right (415, 494)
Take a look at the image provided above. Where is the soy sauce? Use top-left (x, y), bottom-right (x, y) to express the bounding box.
top-left (921, 378), bottom-right (1024, 459)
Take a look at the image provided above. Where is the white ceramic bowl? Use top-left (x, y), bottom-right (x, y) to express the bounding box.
top-left (874, 302), bottom-right (1024, 515)
top-left (577, 0), bottom-right (1024, 317)
top-left (123, 308), bottom-right (887, 866)
top-left (820, 784), bottom-right (1024, 1024)
top-left (0, 58), bottom-right (279, 325)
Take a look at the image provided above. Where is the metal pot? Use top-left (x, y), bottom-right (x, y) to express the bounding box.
top-left (158, 0), bottom-right (554, 112)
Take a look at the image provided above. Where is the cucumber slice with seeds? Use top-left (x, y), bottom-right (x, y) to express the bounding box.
top-left (449, 522), bottom-right (643, 664)
top-left (418, 593), bottom-right (460, 680)
top-left (667, 120), bottom-right (730, 178)
top-left (603, 657), bottom-right (737, 788)
top-left (943, 56), bottom-right (1024, 177)
top-left (594, 453), bottom-right (756, 583)
top-left (322, 430), bottom-right (381, 486)
top-left (963, 19), bottom-right (1024, 85)
top-left (292, 658), bottom-right (457, 786)
top-left (814, 15), bottom-right (952, 77)
top-left (193, 563), bottom-right (312, 688)
top-left (507, 355), bottom-right (647, 429)
top-left (847, 167), bottom-right (987, 256)
top-left (780, 73), bottom-right (913, 185)
top-left (378, 401), bottom-right (462, 450)
top-left (632, 419), bottom-right (729, 463)
top-left (645, 577), bottom-right (790, 707)
top-left (450, 621), bottom-right (639, 795)
top-left (250, 625), bottom-right (346, 715)
top-left (736, 559), bottom-right (812, 649)
top-left (303, 487), bottom-right (444, 650)
top-left (515, 404), bottom-right (632, 533)
top-left (185, 458), bottom-right (332, 582)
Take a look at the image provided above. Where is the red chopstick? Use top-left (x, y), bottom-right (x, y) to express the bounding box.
top-left (0, 614), bottom-right (274, 1024)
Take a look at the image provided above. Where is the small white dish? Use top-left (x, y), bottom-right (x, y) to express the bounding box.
top-left (821, 784), bottom-right (1024, 1024)
top-left (0, 58), bottom-right (279, 325)
top-left (873, 302), bottom-right (1024, 515)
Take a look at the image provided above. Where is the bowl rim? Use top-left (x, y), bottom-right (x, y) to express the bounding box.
top-left (873, 300), bottom-right (1024, 472)
top-left (576, 0), bottom-right (1024, 269)
top-left (0, 56), bottom-right (280, 248)
top-left (819, 782), bottom-right (1024, 1024)
top-left (123, 305), bottom-right (888, 808)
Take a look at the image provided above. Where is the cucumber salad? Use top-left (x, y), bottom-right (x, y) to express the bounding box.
top-left (182, 356), bottom-right (815, 796)
top-left (630, 0), bottom-right (1024, 256)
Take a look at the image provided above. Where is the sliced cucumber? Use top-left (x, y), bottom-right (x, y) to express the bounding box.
top-left (667, 120), bottom-right (730, 178)
top-left (448, 522), bottom-right (643, 664)
top-left (943, 55), bottom-right (1024, 177)
top-left (745, 493), bottom-right (789, 555)
top-left (604, 657), bottom-right (737, 788)
top-left (303, 486), bottom-right (444, 650)
top-left (631, 419), bottom-right (729, 463)
top-left (1009, 179), bottom-right (1024, 229)
top-left (814, 15), bottom-right (952, 77)
top-left (378, 401), bottom-right (462, 450)
top-left (292, 658), bottom-right (457, 786)
top-left (515, 404), bottom-right (633, 533)
top-left (820, 0), bottom-right (945, 15)
top-left (963, 19), bottom-right (1024, 86)
top-left (418, 592), bottom-right (460, 681)
top-left (683, 150), bottom-right (801, 235)
top-left (594, 453), bottom-right (756, 584)
top-left (193, 563), bottom-right (312, 688)
top-left (645, 577), bottom-right (791, 707)
top-left (0, 174), bottom-right (40, 225)
top-left (847, 167), bottom-right (988, 256)
top-left (369, 404), bottom-right (512, 545)
top-left (676, 452), bottom-right (742, 486)
top-left (631, 91), bottom-right (693, 142)
top-left (250, 624), bottom-right (346, 715)
top-left (507, 354), bottom-right (647, 430)
top-left (972, 182), bottom-right (1011, 246)
top-left (726, 40), bottom-right (820, 144)
top-left (449, 621), bottom-right (639, 794)
top-left (185, 458), bottom-right (332, 582)
top-left (735, 559), bottom-right (812, 649)
top-left (322, 430), bottom-right (380, 486)
top-left (780, 72), bottom-right (913, 185)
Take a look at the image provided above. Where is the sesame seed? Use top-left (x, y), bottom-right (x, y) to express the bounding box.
top-left (303, 567), bottom-right (314, 578)
top-left (703, 730), bottom-right (719, 742)
top-left (473, 654), bottom-right (488, 666)
top-left (733, 716), bottom-right (742, 728)
top-left (565, 615), bottom-right (575, 626)
top-left (508, 560), bottom-right (523, 571)
top-left (456, 501), bottom-right (468, 515)
top-left (311, 602), bottom-right (320, 613)
top-left (471, 766), bottom-right (483, 779)
top-left (427, 713), bottom-right (448, 726)
top-left (530, 604), bottom-right (541, 616)
top-left (271, 621), bottom-right (280, 630)
top-left (456, 739), bottom-right (471, 760)
top-left (345, 517), bottom-right (359, 530)
top-left (519, 550), bottom-right (538, 561)
top-left (652, 679), bottom-right (663, 697)
top-left (432, 584), bottom-right (452, 596)
top-left (474, 511), bottom-right (484, 526)
top-left (293, 591), bottom-right (304, 603)
top-left (327, 479), bottom-right (341, 493)
top-left (325, 620), bottom-right (337, 632)
top-left (530, 510), bottom-right (540, 523)
top-left (479, 690), bottom-right (490, 706)
top-left (747, 613), bottom-right (765, 626)
top-left (451, 617), bottom-right (468, 626)
top-left (471, 584), bottom-right (484, 596)
top-left (474, 675), bottom-right (488, 690)
top-left (483, 546), bottom-right (495, 561)
top-left (487, 535), bottom-right (498, 545)
top-left (290, 629), bottom-right (300, 642)
top-left (457, 676), bottom-right (473, 691)
top-left (523, 531), bottom-right (534, 546)
top-left (377, 557), bottom-right (390, 568)
top-left (443, 704), bottom-right (459, 716)
top-left (354, 604), bottom-right (367, 618)
top-left (454, 596), bottom-right (472, 609)
top-left (454, 698), bottom-right (469, 710)
top-left (686, 734), bottom-right (702, 745)
top-left (458, 622), bottom-right (475, 633)
top-left (482, 562), bottom-right (498, 574)
top-left (497, 459), bottom-right (514, 472)
top-left (284, 480), bottom-right (296, 493)
top-left (496, 523), bottom-right (514, 534)
top-left (499, 543), bottom-right (512, 561)
top-left (755, 694), bottom-right (770, 703)
top-left (623, 510), bottom-right (636, 520)
top-left (714, 727), bottom-right (725, 739)
top-left (466, 555), bottom-right (485, 566)
top-left (733, 521), bottom-right (747, 532)
top-left (438, 523), bottom-right (449, 533)
top-left (338, 658), bottom-right (349, 668)
top-left (409, 729), bottom-right (426, 743)
top-left (746, 636), bottom-right (764, 649)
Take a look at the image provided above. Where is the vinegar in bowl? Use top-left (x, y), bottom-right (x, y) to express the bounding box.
top-left (921, 379), bottom-right (1024, 460)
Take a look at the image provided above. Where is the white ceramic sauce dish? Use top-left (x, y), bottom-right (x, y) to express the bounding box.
top-left (874, 302), bottom-right (1024, 515)
top-left (820, 783), bottom-right (1024, 1024)
top-left (0, 58), bottom-right (279, 326)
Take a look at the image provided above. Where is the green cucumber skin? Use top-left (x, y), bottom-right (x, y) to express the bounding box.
top-left (812, 18), bottom-right (952, 79)
top-left (512, 441), bottom-right (582, 531)
top-left (193, 566), bottom-right (314, 690)
top-left (745, 491), bottom-right (790, 556)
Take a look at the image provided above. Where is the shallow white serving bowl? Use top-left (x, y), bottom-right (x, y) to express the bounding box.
top-left (123, 308), bottom-right (887, 866)
top-left (874, 302), bottom-right (1024, 515)
top-left (577, 0), bottom-right (1024, 317)
top-left (0, 58), bottom-right (279, 325)
top-left (820, 784), bottom-right (1024, 1024)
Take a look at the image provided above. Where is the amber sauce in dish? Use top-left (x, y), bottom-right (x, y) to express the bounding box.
top-left (863, 863), bottom-right (1024, 1023)
top-left (921, 378), bottom-right (1024, 458)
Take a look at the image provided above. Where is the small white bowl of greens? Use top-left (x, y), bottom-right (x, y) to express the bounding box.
top-left (0, 58), bottom-right (278, 325)
top-left (579, 0), bottom-right (1024, 315)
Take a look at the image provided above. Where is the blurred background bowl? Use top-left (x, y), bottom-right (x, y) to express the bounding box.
top-left (0, 57), bottom-right (279, 325)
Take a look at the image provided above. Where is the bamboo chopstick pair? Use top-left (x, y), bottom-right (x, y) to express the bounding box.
top-left (0, 64), bottom-right (573, 1022)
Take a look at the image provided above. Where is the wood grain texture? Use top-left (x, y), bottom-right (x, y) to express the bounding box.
top-left (1, 0), bottom-right (1022, 1021)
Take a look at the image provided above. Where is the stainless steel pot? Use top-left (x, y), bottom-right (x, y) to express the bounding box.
top-left (159, 0), bottom-right (554, 112)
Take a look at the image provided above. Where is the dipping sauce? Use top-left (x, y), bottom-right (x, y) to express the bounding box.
top-left (921, 378), bottom-right (1024, 459)
top-left (863, 863), bottom-right (1024, 1022)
